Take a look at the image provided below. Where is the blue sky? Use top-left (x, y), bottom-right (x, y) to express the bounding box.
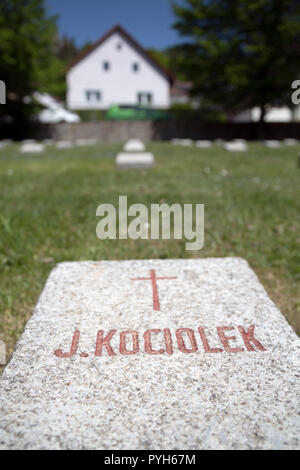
top-left (46, 0), bottom-right (182, 50)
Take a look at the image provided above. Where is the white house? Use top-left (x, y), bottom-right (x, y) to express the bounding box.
top-left (67, 25), bottom-right (173, 110)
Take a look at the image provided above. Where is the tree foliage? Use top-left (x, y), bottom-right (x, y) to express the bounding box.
top-left (0, 0), bottom-right (65, 133)
top-left (172, 0), bottom-right (300, 121)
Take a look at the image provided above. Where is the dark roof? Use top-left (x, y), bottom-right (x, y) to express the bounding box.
top-left (67, 24), bottom-right (174, 84)
top-left (170, 81), bottom-right (193, 97)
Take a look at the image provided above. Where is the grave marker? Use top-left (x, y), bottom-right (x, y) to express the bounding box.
top-left (124, 139), bottom-right (146, 152)
top-left (284, 139), bottom-right (298, 146)
top-left (264, 140), bottom-right (281, 148)
top-left (0, 258), bottom-right (299, 449)
top-left (195, 140), bottom-right (212, 148)
top-left (56, 141), bottom-right (73, 149)
top-left (224, 141), bottom-right (248, 152)
top-left (0, 140), bottom-right (12, 149)
top-left (179, 139), bottom-right (193, 146)
top-left (116, 152), bottom-right (155, 169)
top-left (20, 142), bottom-right (44, 154)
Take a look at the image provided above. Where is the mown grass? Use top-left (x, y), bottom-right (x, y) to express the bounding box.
top-left (0, 141), bottom-right (299, 371)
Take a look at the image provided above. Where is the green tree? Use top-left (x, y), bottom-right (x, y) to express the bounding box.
top-left (148, 48), bottom-right (171, 70)
top-left (0, 0), bottom-right (65, 135)
top-left (148, 47), bottom-right (189, 81)
top-left (172, 0), bottom-right (300, 126)
top-left (56, 35), bottom-right (78, 65)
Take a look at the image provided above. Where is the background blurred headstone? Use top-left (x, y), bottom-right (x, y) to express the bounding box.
top-left (116, 152), bottom-right (155, 169)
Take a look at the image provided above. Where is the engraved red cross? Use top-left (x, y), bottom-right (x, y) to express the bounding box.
top-left (131, 269), bottom-right (177, 311)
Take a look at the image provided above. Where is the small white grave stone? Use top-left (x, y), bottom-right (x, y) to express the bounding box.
top-left (56, 141), bottom-right (73, 149)
top-left (20, 142), bottom-right (44, 154)
top-left (284, 139), bottom-right (298, 146)
top-left (224, 141), bottom-right (248, 152)
top-left (21, 139), bottom-right (36, 144)
top-left (179, 139), bottom-right (194, 146)
top-left (43, 139), bottom-right (55, 146)
top-left (171, 139), bottom-right (194, 146)
top-left (123, 139), bottom-right (146, 152)
top-left (116, 152), bottom-right (155, 169)
top-left (264, 140), bottom-right (281, 148)
top-left (0, 258), bottom-right (299, 450)
top-left (195, 140), bottom-right (212, 148)
top-left (0, 140), bottom-right (12, 149)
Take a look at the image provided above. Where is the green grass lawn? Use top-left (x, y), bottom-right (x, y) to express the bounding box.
top-left (0, 141), bottom-right (299, 369)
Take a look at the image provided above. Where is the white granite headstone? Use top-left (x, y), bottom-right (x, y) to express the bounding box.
top-left (124, 140), bottom-right (146, 152)
top-left (224, 141), bottom-right (248, 152)
top-left (20, 142), bottom-right (44, 154)
top-left (179, 139), bottom-right (194, 146)
top-left (116, 152), bottom-right (155, 169)
top-left (56, 141), bottom-right (73, 149)
top-left (284, 139), bottom-right (298, 146)
top-left (195, 140), bottom-right (212, 148)
top-left (0, 140), bottom-right (12, 149)
top-left (21, 139), bottom-right (36, 144)
top-left (0, 258), bottom-right (299, 450)
top-left (264, 140), bottom-right (281, 148)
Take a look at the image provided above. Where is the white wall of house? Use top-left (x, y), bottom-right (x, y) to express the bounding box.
top-left (67, 32), bottom-right (170, 110)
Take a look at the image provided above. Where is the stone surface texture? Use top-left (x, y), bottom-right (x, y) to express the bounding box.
top-left (0, 258), bottom-right (299, 450)
top-left (116, 153), bottom-right (155, 169)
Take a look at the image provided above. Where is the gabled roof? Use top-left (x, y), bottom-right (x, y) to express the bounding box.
top-left (67, 24), bottom-right (174, 84)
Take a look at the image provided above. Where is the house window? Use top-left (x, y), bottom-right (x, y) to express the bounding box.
top-left (103, 61), bottom-right (110, 71)
top-left (137, 92), bottom-right (152, 106)
top-left (85, 90), bottom-right (101, 103)
top-left (116, 42), bottom-right (122, 50)
top-left (132, 62), bottom-right (140, 72)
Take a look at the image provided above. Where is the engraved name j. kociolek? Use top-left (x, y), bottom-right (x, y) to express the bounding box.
top-left (54, 325), bottom-right (266, 358)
